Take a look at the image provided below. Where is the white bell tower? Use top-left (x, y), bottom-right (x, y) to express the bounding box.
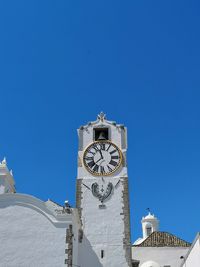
top-left (141, 212), bottom-right (159, 239)
top-left (76, 113), bottom-right (132, 267)
top-left (134, 212), bottom-right (159, 245)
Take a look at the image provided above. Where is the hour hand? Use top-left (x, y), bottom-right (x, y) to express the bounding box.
top-left (96, 157), bottom-right (102, 164)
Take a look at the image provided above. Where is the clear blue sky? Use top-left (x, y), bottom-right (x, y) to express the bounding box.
top-left (0, 1), bottom-right (200, 243)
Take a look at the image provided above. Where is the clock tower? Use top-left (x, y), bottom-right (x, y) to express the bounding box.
top-left (76, 113), bottom-right (132, 267)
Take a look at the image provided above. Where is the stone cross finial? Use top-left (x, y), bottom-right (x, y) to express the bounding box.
top-left (97, 112), bottom-right (106, 122)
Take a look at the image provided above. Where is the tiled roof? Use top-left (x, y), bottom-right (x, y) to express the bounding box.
top-left (133, 231), bottom-right (191, 247)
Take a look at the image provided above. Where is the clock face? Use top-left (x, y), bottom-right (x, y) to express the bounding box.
top-left (83, 141), bottom-right (122, 176)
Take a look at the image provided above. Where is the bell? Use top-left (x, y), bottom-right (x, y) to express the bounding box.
top-left (97, 131), bottom-right (106, 140)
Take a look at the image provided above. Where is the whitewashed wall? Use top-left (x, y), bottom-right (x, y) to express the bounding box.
top-left (0, 194), bottom-right (77, 267)
top-left (132, 247), bottom-right (190, 267)
top-left (78, 177), bottom-right (128, 267)
top-left (181, 234), bottom-right (200, 267)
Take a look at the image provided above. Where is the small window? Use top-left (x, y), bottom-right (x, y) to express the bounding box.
top-left (146, 226), bottom-right (152, 236)
top-left (94, 128), bottom-right (109, 141)
top-left (101, 250), bottom-right (104, 258)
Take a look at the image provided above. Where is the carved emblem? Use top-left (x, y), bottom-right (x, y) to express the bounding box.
top-left (91, 182), bottom-right (113, 203)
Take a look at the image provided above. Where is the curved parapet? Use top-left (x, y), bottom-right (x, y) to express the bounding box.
top-left (0, 193), bottom-right (73, 226)
top-left (0, 193), bottom-right (79, 267)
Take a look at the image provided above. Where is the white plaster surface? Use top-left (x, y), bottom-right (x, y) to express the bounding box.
top-left (78, 177), bottom-right (129, 267)
top-left (0, 194), bottom-right (73, 267)
top-left (132, 247), bottom-right (190, 267)
top-left (181, 233), bottom-right (200, 267)
top-left (77, 116), bottom-right (130, 267)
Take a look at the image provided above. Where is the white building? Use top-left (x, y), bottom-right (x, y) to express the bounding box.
top-left (180, 233), bottom-right (200, 267)
top-left (0, 158), bottom-right (81, 267)
top-left (0, 113), bottom-right (199, 267)
top-left (132, 212), bottom-right (192, 267)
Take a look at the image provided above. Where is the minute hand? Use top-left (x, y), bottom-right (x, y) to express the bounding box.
top-left (96, 156), bottom-right (103, 164)
top-left (99, 150), bottom-right (103, 159)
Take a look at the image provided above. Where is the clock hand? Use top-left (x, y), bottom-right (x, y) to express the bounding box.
top-left (95, 157), bottom-right (102, 164)
top-left (95, 150), bottom-right (104, 164)
top-left (99, 150), bottom-right (103, 159)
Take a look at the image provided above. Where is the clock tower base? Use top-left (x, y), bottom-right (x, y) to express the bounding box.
top-left (76, 176), bottom-right (132, 267)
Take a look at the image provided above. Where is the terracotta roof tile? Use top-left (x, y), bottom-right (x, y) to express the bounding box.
top-left (133, 231), bottom-right (191, 247)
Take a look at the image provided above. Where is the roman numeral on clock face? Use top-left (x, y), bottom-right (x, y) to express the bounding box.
top-left (83, 141), bottom-right (122, 176)
top-left (107, 165), bottom-right (113, 172)
top-left (110, 149), bottom-right (117, 155)
top-left (109, 160), bottom-right (117, 167)
top-left (111, 155), bottom-right (119, 160)
top-left (100, 166), bottom-right (105, 174)
top-left (93, 164), bottom-right (99, 173)
top-left (106, 144), bottom-right (111, 151)
top-left (100, 143), bottom-right (105, 150)
top-left (88, 150), bottom-right (95, 155)
top-left (92, 144), bottom-right (99, 152)
top-left (84, 156), bottom-right (93, 161)
top-left (88, 160), bottom-right (95, 168)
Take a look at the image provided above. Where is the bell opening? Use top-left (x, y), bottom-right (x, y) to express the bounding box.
top-left (94, 128), bottom-right (109, 141)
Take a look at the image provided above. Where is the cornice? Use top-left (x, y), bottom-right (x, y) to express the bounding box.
top-left (78, 112), bottom-right (125, 131)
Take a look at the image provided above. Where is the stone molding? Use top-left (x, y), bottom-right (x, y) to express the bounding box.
top-left (78, 112), bottom-right (126, 132)
top-left (76, 179), bottom-right (83, 225)
top-left (121, 177), bottom-right (132, 267)
top-left (65, 224), bottom-right (73, 266)
top-left (0, 193), bottom-right (72, 227)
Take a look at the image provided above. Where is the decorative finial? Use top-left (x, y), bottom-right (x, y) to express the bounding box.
top-left (97, 111), bottom-right (106, 122)
top-left (146, 208), bottom-right (151, 214)
top-left (2, 157), bottom-right (7, 165)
